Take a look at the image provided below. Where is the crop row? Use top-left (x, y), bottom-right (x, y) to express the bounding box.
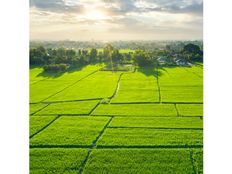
top-left (30, 102), bottom-right (203, 117)
top-left (30, 148), bottom-right (203, 174)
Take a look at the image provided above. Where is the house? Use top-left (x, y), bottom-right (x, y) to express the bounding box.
top-left (175, 59), bottom-right (190, 66)
top-left (157, 56), bottom-right (168, 65)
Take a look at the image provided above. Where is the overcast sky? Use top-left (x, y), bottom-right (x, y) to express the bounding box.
top-left (30, 0), bottom-right (203, 41)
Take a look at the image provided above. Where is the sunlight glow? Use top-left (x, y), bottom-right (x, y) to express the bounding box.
top-left (84, 9), bottom-right (108, 20)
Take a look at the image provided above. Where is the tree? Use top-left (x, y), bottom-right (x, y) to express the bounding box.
top-left (133, 50), bottom-right (153, 66)
top-left (103, 44), bottom-right (114, 68)
top-left (89, 48), bottom-right (98, 63)
top-left (30, 46), bottom-right (49, 65)
top-left (183, 44), bottom-right (201, 54)
top-left (182, 44), bottom-right (203, 62)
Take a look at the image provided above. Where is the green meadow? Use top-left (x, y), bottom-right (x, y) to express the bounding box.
top-left (30, 64), bottom-right (203, 173)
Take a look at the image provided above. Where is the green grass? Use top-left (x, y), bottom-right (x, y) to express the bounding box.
top-left (45, 72), bottom-right (121, 102)
top-left (119, 49), bottom-right (135, 53)
top-left (35, 100), bottom-right (99, 115)
top-left (161, 86), bottom-right (203, 102)
top-left (30, 64), bottom-right (103, 102)
top-left (92, 104), bottom-right (177, 117)
top-left (30, 67), bottom-right (46, 84)
top-left (30, 148), bottom-right (88, 174)
top-left (30, 116), bottom-right (110, 146)
top-left (192, 149), bottom-right (203, 173)
top-left (184, 65), bottom-right (203, 77)
top-left (29, 65), bottom-right (203, 173)
top-left (83, 149), bottom-right (194, 174)
top-left (97, 128), bottom-right (203, 146)
top-left (30, 103), bottom-right (48, 115)
top-left (177, 104), bottom-right (203, 116)
top-left (109, 117), bottom-right (203, 128)
top-left (30, 116), bottom-right (56, 136)
top-left (111, 72), bottom-right (159, 102)
top-left (159, 67), bottom-right (203, 102)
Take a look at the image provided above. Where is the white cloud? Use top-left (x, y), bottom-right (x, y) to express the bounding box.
top-left (30, 0), bottom-right (203, 40)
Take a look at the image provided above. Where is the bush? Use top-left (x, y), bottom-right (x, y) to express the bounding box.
top-left (43, 64), bottom-right (69, 72)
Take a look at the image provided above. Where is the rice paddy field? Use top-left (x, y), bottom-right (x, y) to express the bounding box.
top-left (30, 64), bottom-right (203, 174)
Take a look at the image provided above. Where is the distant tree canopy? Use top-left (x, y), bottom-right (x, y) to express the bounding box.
top-left (29, 42), bottom-right (203, 71)
top-left (133, 50), bottom-right (156, 66)
top-left (183, 43), bottom-right (203, 62)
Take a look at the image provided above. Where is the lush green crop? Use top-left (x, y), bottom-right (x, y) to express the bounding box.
top-left (92, 104), bottom-right (177, 116)
top-left (192, 149), bottom-right (203, 173)
top-left (177, 104), bottom-right (203, 116)
top-left (30, 116), bottom-right (56, 136)
top-left (30, 67), bottom-right (46, 85)
top-left (83, 149), bottom-right (194, 174)
top-left (29, 65), bottom-right (203, 173)
top-left (30, 148), bottom-right (88, 174)
top-left (109, 117), bottom-right (203, 128)
top-left (30, 116), bottom-right (109, 146)
top-left (46, 71), bottom-right (121, 102)
top-left (159, 67), bottom-right (203, 102)
top-left (161, 86), bottom-right (203, 102)
top-left (35, 100), bottom-right (99, 115)
top-left (111, 71), bottom-right (159, 102)
top-left (97, 128), bottom-right (203, 146)
top-left (30, 64), bottom-right (102, 102)
top-left (30, 103), bottom-right (48, 115)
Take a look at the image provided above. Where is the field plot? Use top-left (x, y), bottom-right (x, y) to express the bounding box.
top-left (92, 104), bottom-right (177, 116)
top-left (30, 116), bottom-right (110, 146)
top-left (177, 104), bottom-right (203, 116)
top-left (45, 71), bottom-right (121, 102)
top-left (30, 116), bottom-right (56, 136)
top-left (30, 65), bottom-right (102, 103)
top-left (30, 103), bottom-right (48, 115)
top-left (159, 66), bottom-right (203, 102)
top-left (109, 117), bottom-right (203, 129)
top-left (97, 128), bottom-right (203, 146)
top-left (111, 71), bottom-right (159, 103)
top-left (30, 67), bottom-right (47, 85)
top-left (35, 100), bottom-right (99, 115)
top-left (30, 148), bottom-right (88, 174)
top-left (83, 149), bottom-right (194, 174)
top-left (30, 65), bottom-right (203, 173)
top-left (184, 65), bottom-right (203, 78)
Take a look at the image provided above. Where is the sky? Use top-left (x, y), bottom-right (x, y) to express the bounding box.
top-left (30, 0), bottom-right (203, 41)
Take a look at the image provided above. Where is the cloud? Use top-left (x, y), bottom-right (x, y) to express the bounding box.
top-left (30, 0), bottom-right (85, 13)
top-left (30, 0), bottom-right (203, 40)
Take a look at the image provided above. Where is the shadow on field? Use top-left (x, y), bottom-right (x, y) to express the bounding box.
top-left (137, 65), bottom-right (168, 78)
top-left (35, 65), bottom-right (86, 78)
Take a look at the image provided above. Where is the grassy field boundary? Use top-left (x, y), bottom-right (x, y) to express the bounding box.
top-left (189, 149), bottom-right (197, 174)
top-left (109, 73), bottom-right (124, 103)
top-left (40, 68), bottom-right (102, 102)
top-left (110, 101), bottom-right (203, 104)
top-left (78, 149), bottom-right (92, 174)
top-left (184, 67), bottom-right (203, 78)
top-left (30, 98), bottom-right (102, 104)
top-left (30, 104), bottom-right (50, 116)
top-left (91, 114), bottom-right (202, 118)
top-left (78, 117), bottom-right (113, 174)
top-left (30, 145), bottom-right (203, 149)
top-left (31, 100), bottom-right (203, 105)
top-left (174, 104), bottom-right (180, 117)
top-left (30, 115), bottom-right (61, 139)
top-left (30, 77), bottom-right (49, 86)
top-left (88, 101), bottom-right (102, 115)
top-left (107, 127), bottom-right (203, 130)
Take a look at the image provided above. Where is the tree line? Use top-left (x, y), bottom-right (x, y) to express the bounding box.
top-left (30, 43), bottom-right (203, 72)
